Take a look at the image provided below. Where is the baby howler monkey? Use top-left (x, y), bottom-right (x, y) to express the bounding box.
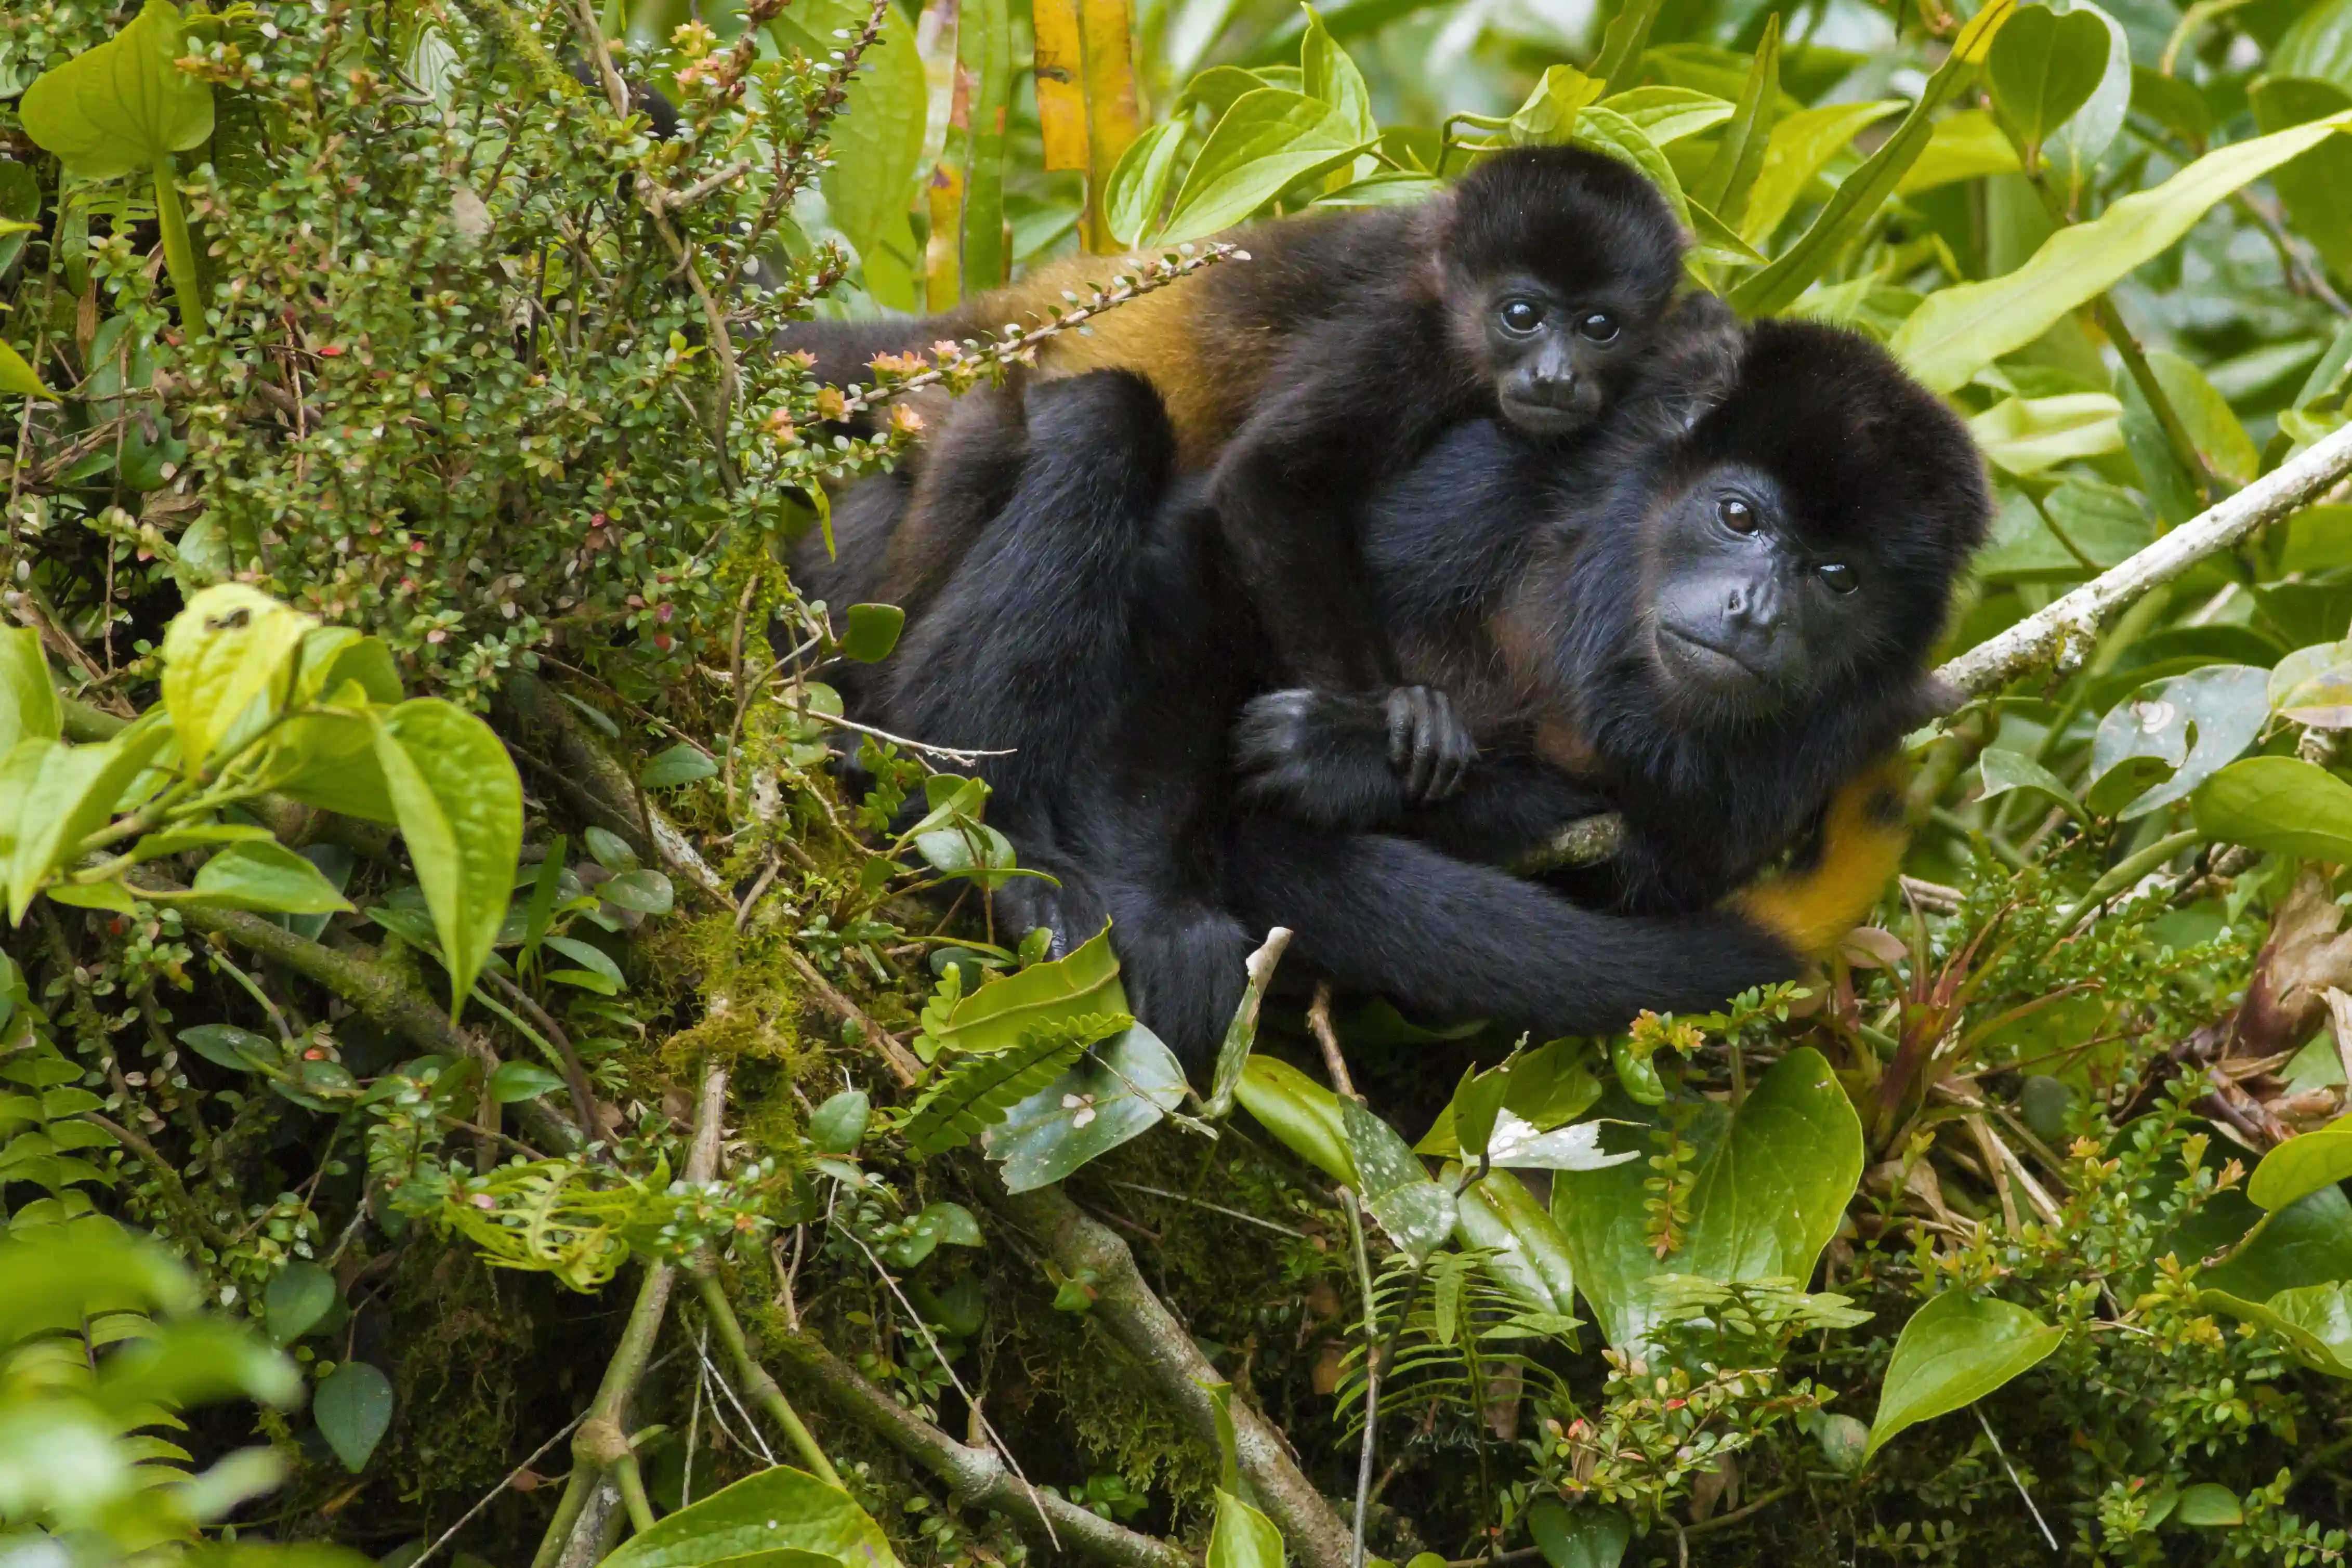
top-left (783, 148), bottom-right (1690, 796)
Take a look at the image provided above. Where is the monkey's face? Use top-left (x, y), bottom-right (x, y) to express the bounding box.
top-left (1481, 274), bottom-right (1644, 439)
top-left (1644, 464), bottom-right (1870, 720)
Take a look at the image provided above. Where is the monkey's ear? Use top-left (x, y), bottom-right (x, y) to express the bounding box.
top-left (1901, 674), bottom-right (1964, 727)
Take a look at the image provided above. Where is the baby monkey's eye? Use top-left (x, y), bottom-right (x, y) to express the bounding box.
top-left (1818, 561), bottom-right (1858, 594)
top-left (1716, 496), bottom-right (1757, 534)
top-left (1577, 310), bottom-right (1620, 342)
top-left (1499, 299), bottom-right (1547, 334)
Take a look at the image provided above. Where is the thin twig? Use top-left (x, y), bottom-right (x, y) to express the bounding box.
top-left (1975, 1405), bottom-right (2059, 1552)
top-left (1310, 983), bottom-right (1359, 1101)
top-left (1106, 1181), bottom-right (1310, 1238)
top-left (416, 1411), bottom-right (589, 1567)
top-left (1341, 1189), bottom-right (1379, 1568)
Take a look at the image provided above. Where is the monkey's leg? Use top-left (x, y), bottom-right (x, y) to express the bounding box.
top-left (1227, 816), bottom-right (1798, 1040)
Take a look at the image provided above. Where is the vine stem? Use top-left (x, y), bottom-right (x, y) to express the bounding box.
top-left (150, 158), bottom-right (205, 342)
top-left (1341, 1189), bottom-right (1379, 1568)
top-left (690, 1270), bottom-right (842, 1485)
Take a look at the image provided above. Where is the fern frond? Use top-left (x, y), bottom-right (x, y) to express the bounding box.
top-left (902, 1012), bottom-right (1131, 1154)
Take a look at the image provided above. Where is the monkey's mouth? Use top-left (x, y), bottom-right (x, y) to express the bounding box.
top-left (1655, 622), bottom-right (1767, 686)
top-left (1498, 393), bottom-right (1597, 439)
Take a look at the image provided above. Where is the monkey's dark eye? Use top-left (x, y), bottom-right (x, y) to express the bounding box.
top-left (1578, 310), bottom-right (1620, 343)
top-left (1716, 496), bottom-right (1757, 535)
top-left (1499, 299), bottom-right (1546, 335)
top-left (1819, 561), bottom-right (1858, 594)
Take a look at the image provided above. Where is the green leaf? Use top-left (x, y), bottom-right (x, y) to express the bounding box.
top-left (1987, 4), bottom-right (2109, 153)
top-left (2247, 1128), bottom-right (2352, 1213)
top-left (1202, 931), bottom-right (1286, 1120)
top-left (902, 1023), bottom-right (1110, 1154)
top-left (1453, 1169), bottom-right (1579, 1319)
top-left (18, 0), bottom-right (214, 181)
top-left (542, 934), bottom-right (625, 993)
top-left (1976, 747), bottom-right (2086, 822)
top-left (291, 626), bottom-right (403, 706)
top-left (1894, 107), bottom-right (2020, 195)
top-left (161, 584), bottom-right (316, 774)
top-left (372, 699), bottom-right (523, 1014)
top-left (1731, 0), bottom-right (2013, 316)
top-left (7, 719), bottom-right (174, 923)
top-left (2275, 0), bottom-right (2352, 91)
top-left (2148, 350), bottom-right (2258, 489)
top-left (1596, 86), bottom-right (1733, 145)
top-left (1864, 1292), bottom-right (2062, 1461)
top-left (1302, 5), bottom-right (1378, 145)
top-left (2175, 1483), bottom-right (2243, 1527)
top-left (598, 867), bottom-right (673, 915)
top-left (1205, 1488), bottom-right (1283, 1568)
top-left (927, 927), bottom-right (1128, 1055)
top-left (1526, 1497), bottom-right (1630, 1568)
top-left (2038, 1), bottom-right (2130, 196)
top-left (1589, 0), bottom-right (1663, 86)
top-left (186, 842), bottom-right (356, 915)
top-left (1571, 105), bottom-right (1691, 228)
top-left (1691, 16), bottom-right (1778, 226)
top-left (584, 826), bottom-right (638, 871)
top-left (601, 1465), bottom-right (901, 1568)
top-left (1160, 88), bottom-right (1366, 244)
top-left (1341, 1096), bottom-right (1455, 1263)
top-left (810, 1088), bottom-right (871, 1154)
top-left (265, 1263), bottom-right (337, 1346)
top-left (1553, 1047), bottom-right (1861, 1349)
top-left (2254, 77), bottom-right (2352, 284)
top-left (1102, 119), bottom-right (1188, 246)
top-left (1733, 98), bottom-right (1904, 250)
top-left (2202, 1283), bottom-right (2352, 1377)
top-left (1967, 392), bottom-right (2123, 477)
top-left (180, 1024), bottom-right (279, 1073)
top-left (1235, 1054), bottom-right (1356, 1184)
top-left (254, 712), bottom-right (398, 825)
top-left (1891, 108), bottom-right (2352, 393)
top-left (488, 1061), bottom-right (565, 1104)
top-left (984, 1022), bottom-right (1188, 1192)
top-left (1448, 1064), bottom-right (1510, 1161)
top-left (639, 743), bottom-right (718, 789)
top-left (2195, 756), bottom-right (2352, 862)
top-left (0, 627), bottom-right (60, 755)
top-left (0, 340), bottom-right (54, 400)
top-left (840, 603), bottom-right (905, 664)
top-left (772, 0), bottom-right (925, 309)
top-left (1507, 64), bottom-right (1602, 146)
top-left (2088, 664), bottom-right (2269, 819)
top-left (312, 1360), bottom-right (393, 1472)
top-left (2270, 642), bottom-right (2352, 728)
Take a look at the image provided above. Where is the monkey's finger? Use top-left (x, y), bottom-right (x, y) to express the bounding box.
top-left (1386, 688), bottom-right (1415, 771)
top-left (1408, 688), bottom-right (1449, 801)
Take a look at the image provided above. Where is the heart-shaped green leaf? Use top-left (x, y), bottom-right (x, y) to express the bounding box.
top-left (1988, 5), bottom-right (2111, 148)
top-left (313, 1360), bottom-right (393, 1472)
top-left (840, 602), bottom-right (905, 664)
top-left (1864, 1291), bottom-right (2062, 1461)
top-left (18, 0), bottom-right (214, 181)
top-left (599, 1466), bottom-right (902, 1568)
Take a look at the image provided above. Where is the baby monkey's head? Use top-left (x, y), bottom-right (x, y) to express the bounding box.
top-left (1439, 146), bottom-right (1689, 439)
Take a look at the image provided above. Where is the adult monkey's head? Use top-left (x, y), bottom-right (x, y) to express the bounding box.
top-left (1438, 147), bottom-right (1690, 439)
top-left (1630, 319), bottom-right (1990, 729)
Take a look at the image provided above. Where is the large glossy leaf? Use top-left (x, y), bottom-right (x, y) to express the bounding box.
top-left (1894, 108), bottom-right (2021, 194)
top-left (1342, 1096), bottom-right (1455, 1262)
top-left (160, 584), bottom-right (315, 774)
top-left (1103, 119), bottom-right (1187, 247)
top-left (931, 928), bottom-right (1128, 1055)
top-left (2193, 756), bottom-right (2352, 863)
top-left (1453, 1169), bottom-right (1579, 1317)
top-left (1205, 1487), bottom-right (1282, 1568)
top-left (1302, 6), bottom-right (1378, 146)
top-left (1864, 1292), bottom-right (2062, 1461)
top-left (2247, 1128), bottom-right (2352, 1213)
top-left (2269, 639), bottom-right (2352, 728)
top-left (1987, 4), bottom-right (2108, 153)
top-left (1159, 88), bottom-right (1365, 243)
top-left (6, 718), bottom-right (174, 923)
top-left (1235, 1055), bottom-right (1355, 1184)
top-left (1552, 1047), bottom-right (1861, 1348)
top-left (372, 699), bottom-right (523, 1012)
top-left (1526, 1498), bottom-right (1630, 1568)
top-left (600, 1465), bottom-right (901, 1568)
top-left (983, 1022), bottom-right (1188, 1192)
top-left (1967, 392), bottom-right (2123, 477)
top-left (313, 1360), bottom-right (393, 1472)
top-left (2087, 665), bottom-right (2268, 819)
top-left (2038, 0), bottom-right (2131, 195)
top-left (0, 629), bottom-right (59, 756)
top-left (903, 1024), bottom-right (1103, 1154)
top-left (18, 0), bottom-right (213, 181)
top-left (1893, 109), bottom-right (2352, 393)
top-left (1733, 98), bottom-right (1902, 249)
top-left (186, 842), bottom-right (356, 915)
top-left (2202, 1283), bottom-right (2352, 1378)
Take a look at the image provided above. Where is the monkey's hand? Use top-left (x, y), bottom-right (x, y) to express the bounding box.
top-left (1385, 684), bottom-right (1479, 803)
top-left (1234, 689), bottom-right (1407, 828)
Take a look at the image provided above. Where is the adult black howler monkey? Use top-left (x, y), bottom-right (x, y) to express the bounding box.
top-left (842, 312), bottom-right (1989, 1065)
top-left (785, 147), bottom-right (1690, 792)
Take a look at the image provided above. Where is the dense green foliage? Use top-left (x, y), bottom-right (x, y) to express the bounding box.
top-left (9, 0), bottom-right (2352, 1564)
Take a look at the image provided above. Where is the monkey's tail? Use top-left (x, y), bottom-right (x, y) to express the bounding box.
top-left (1732, 756), bottom-right (1911, 959)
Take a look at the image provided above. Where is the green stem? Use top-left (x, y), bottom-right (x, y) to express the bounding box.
top-left (2095, 293), bottom-right (2223, 506)
top-left (692, 1269), bottom-right (844, 1487)
top-left (611, 1449), bottom-right (659, 1535)
top-left (2043, 827), bottom-right (2205, 955)
top-left (531, 1261), bottom-right (677, 1568)
top-left (150, 156), bottom-right (205, 343)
